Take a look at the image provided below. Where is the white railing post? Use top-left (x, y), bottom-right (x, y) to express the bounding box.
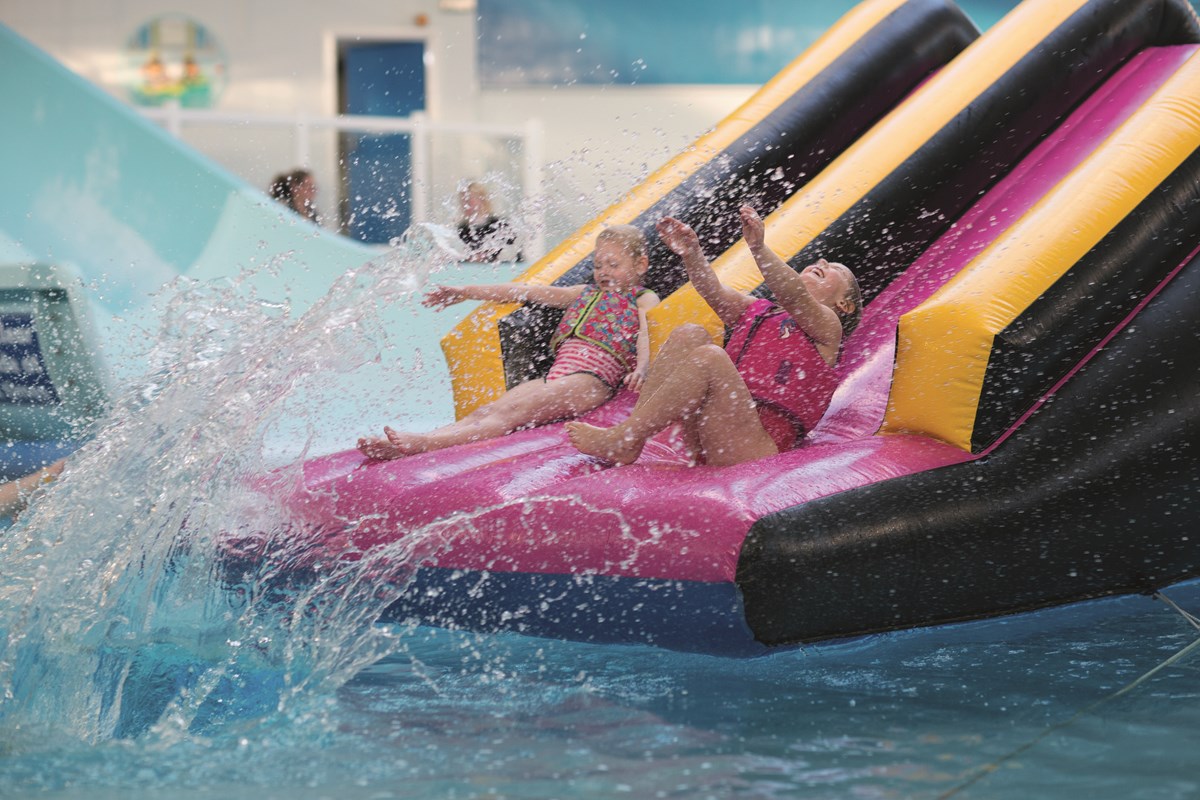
top-left (163, 99), bottom-right (182, 137)
top-left (523, 118), bottom-right (546, 261)
top-left (295, 115), bottom-right (311, 167)
top-left (409, 110), bottom-right (430, 224)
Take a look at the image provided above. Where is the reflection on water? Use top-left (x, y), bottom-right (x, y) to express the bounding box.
top-left (0, 227), bottom-right (1196, 797)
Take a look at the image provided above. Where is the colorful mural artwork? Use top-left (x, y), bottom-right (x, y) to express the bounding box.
top-left (125, 14), bottom-right (226, 107)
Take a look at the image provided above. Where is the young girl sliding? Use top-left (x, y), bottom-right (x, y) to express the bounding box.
top-left (567, 205), bottom-right (861, 467)
top-left (358, 225), bottom-right (660, 459)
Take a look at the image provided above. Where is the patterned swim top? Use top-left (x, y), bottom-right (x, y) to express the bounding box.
top-left (549, 285), bottom-right (648, 371)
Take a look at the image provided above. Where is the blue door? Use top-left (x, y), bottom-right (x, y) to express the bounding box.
top-left (340, 42), bottom-right (426, 244)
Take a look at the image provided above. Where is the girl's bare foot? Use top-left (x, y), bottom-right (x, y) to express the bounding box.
top-left (383, 426), bottom-right (430, 457)
top-left (565, 421), bottom-right (644, 465)
top-left (356, 435), bottom-right (407, 460)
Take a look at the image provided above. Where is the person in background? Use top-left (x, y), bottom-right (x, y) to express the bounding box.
top-left (268, 168), bottom-right (319, 223)
top-left (456, 181), bottom-right (521, 262)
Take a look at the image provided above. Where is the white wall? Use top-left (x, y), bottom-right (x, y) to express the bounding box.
top-left (0, 0), bottom-right (755, 245)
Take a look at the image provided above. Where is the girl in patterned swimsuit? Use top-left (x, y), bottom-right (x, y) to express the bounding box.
top-left (568, 206), bottom-right (862, 467)
top-left (358, 225), bottom-right (659, 459)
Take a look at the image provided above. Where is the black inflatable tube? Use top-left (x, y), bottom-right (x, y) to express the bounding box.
top-left (735, 0), bottom-right (1200, 646)
top-left (497, 0), bottom-right (978, 387)
top-left (776, 0), bottom-right (1200, 304)
top-left (737, 251), bottom-right (1200, 645)
top-left (973, 145), bottom-right (1200, 450)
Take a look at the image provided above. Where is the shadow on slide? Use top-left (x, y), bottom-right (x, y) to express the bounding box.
top-left (262, 0), bottom-right (1200, 654)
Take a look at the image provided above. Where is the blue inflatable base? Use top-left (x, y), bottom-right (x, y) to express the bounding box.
top-left (381, 566), bottom-right (771, 657)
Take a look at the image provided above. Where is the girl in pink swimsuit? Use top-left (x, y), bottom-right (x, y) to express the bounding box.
top-left (568, 206), bottom-right (861, 467)
top-left (358, 225), bottom-right (660, 460)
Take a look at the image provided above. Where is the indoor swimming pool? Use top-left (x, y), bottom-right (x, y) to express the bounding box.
top-left (4, 0), bottom-right (1200, 794)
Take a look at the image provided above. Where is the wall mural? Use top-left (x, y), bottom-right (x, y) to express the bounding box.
top-left (125, 14), bottom-right (227, 108)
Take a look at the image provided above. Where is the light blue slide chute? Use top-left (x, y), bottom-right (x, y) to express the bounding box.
top-left (0, 24), bottom-right (498, 472)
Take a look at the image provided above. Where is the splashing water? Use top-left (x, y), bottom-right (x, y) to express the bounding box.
top-left (0, 224), bottom-right (466, 747)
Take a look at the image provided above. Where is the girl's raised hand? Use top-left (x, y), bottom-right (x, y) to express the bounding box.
top-left (655, 217), bottom-right (702, 257)
top-left (422, 285), bottom-right (466, 310)
top-left (739, 205), bottom-right (766, 251)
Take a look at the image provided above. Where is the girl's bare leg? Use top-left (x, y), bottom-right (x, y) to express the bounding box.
top-left (362, 325), bottom-right (716, 460)
top-left (358, 374), bottom-right (611, 459)
top-left (620, 323), bottom-right (714, 464)
top-left (567, 343), bottom-right (777, 467)
top-left (633, 323), bottom-right (715, 411)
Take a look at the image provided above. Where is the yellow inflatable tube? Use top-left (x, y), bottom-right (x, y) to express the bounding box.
top-left (882, 50), bottom-right (1200, 451)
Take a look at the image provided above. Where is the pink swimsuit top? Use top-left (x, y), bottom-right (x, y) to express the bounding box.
top-left (725, 298), bottom-right (840, 450)
top-left (549, 285), bottom-right (648, 371)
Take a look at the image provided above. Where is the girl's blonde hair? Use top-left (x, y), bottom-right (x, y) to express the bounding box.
top-left (595, 224), bottom-right (648, 260)
top-left (837, 267), bottom-right (864, 338)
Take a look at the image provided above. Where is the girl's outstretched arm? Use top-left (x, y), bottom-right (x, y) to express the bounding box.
top-left (739, 206), bottom-right (842, 352)
top-left (656, 217), bottom-right (752, 328)
top-left (422, 282), bottom-right (585, 310)
top-left (0, 459), bottom-right (64, 519)
top-left (625, 289), bottom-right (661, 392)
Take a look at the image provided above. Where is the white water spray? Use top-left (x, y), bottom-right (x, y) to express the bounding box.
top-left (0, 224), bottom-right (465, 745)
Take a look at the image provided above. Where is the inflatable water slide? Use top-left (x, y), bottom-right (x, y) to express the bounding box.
top-left (255, 0), bottom-right (1198, 653)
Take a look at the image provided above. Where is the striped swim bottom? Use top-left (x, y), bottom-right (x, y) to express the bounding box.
top-left (546, 339), bottom-right (627, 391)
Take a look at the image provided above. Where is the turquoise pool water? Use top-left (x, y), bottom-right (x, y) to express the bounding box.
top-left (2, 591), bottom-right (1199, 799)
top-left (0, 241), bottom-right (1197, 799)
